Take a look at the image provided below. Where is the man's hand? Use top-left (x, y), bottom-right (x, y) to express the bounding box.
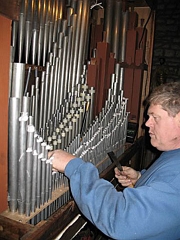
top-left (114, 166), bottom-right (141, 187)
top-left (48, 149), bottom-right (76, 173)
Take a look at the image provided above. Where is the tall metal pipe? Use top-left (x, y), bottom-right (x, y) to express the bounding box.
top-left (37, 0), bottom-right (46, 65)
top-left (59, 35), bottom-right (68, 104)
top-left (104, 0), bottom-right (114, 44)
top-left (11, 20), bottom-right (18, 63)
top-left (43, 63), bottom-right (50, 128)
top-left (47, 64), bottom-right (55, 120)
top-left (111, 0), bottom-right (122, 60)
top-left (64, 26), bottom-right (73, 98)
top-left (25, 0), bottom-right (33, 64)
top-left (31, 0), bottom-right (40, 65)
top-left (31, 150), bottom-right (38, 212)
top-left (8, 97), bottom-right (20, 212)
top-left (11, 63), bottom-right (25, 110)
top-left (51, 57), bottom-right (59, 115)
top-left (119, 10), bottom-right (129, 62)
top-left (25, 148), bottom-right (33, 216)
top-left (34, 77), bottom-right (40, 130)
top-left (76, 0), bottom-right (90, 85)
top-left (71, 0), bottom-right (83, 90)
top-left (68, 13), bottom-right (77, 93)
top-left (18, 112), bottom-right (28, 214)
top-left (18, 0), bottom-right (27, 63)
top-left (39, 71), bottom-right (46, 130)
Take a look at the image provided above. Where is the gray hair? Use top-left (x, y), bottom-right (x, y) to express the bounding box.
top-left (147, 82), bottom-right (180, 117)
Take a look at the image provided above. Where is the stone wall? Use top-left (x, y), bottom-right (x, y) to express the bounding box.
top-left (151, 0), bottom-right (180, 85)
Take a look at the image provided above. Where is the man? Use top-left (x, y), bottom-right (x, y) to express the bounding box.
top-left (49, 82), bottom-right (180, 239)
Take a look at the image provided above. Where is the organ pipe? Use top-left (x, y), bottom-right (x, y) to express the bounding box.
top-left (6, 0), bottom-right (133, 224)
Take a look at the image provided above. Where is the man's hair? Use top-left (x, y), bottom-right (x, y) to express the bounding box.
top-left (147, 82), bottom-right (180, 117)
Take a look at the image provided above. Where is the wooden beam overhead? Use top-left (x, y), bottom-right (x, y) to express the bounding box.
top-left (0, 0), bottom-right (21, 21)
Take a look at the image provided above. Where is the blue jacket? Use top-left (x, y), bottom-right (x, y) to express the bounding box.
top-left (65, 148), bottom-right (180, 240)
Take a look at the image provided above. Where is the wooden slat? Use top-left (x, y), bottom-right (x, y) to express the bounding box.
top-left (0, 0), bottom-right (21, 20)
top-left (0, 15), bottom-right (11, 214)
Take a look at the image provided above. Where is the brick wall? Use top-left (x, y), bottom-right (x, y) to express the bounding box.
top-left (151, 0), bottom-right (180, 85)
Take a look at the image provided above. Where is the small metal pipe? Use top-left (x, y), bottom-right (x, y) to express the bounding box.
top-left (41, 157), bottom-right (46, 205)
top-left (43, 63), bottom-right (50, 128)
top-left (34, 77), bottom-right (39, 130)
top-left (51, 57), bottom-right (59, 115)
top-left (39, 71), bottom-right (45, 130)
top-left (31, 150), bottom-right (38, 212)
top-left (25, 148), bottom-right (33, 216)
top-left (47, 64), bottom-right (55, 120)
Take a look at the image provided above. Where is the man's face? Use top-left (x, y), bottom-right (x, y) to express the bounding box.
top-left (145, 104), bottom-right (180, 151)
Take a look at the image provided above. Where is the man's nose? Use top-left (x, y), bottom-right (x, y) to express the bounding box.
top-left (145, 118), bottom-right (151, 127)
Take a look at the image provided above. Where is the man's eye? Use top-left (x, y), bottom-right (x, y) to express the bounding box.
top-left (153, 116), bottom-right (159, 121)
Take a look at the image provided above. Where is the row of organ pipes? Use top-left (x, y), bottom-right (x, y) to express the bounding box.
top-left (6, 0), bottom-right (146, 225)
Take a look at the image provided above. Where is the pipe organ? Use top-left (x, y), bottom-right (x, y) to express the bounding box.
top-left (0, 0), bottom-right (154, 239)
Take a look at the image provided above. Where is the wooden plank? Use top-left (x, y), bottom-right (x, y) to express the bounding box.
top-left (0, 215), bottom-right (33, 240)
top-left (21, 201), bottom-right (80, 240)
top-left (0, 15), bottom-right (11, 214)
top-left (0, 0), bottom-right (20, 20)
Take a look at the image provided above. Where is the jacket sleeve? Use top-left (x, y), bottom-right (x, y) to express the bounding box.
top-left (64, 158), bottom-right (180, 240)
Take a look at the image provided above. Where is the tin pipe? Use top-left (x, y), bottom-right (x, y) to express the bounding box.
top-left (71, 1), bottom-right (83, 90)
top-left (47, 64), bottom-right (55, 120)
top-left (34, 77), bottom-right (39, 130)
top-left (11, 20), bottom-right (18, 62)
top-left (59, 35), bottom-right (68, 104)
top-left (21, 96), bottom-right (30, 113)
top-left (11, 63), bottom-right (25, 110)
top-left (25, 148), bottom-right (33, 216)
top-left (25, 0), bottom-right (33, 64)
top-left (45, 159), bottom-right (50, 202)
top-left (39, 71), bottom-right (45, 130)
top-left (31, 150), bottom-right (38, 212)
top-left (37, 0), bottom-right (46, 65)
top-left (30, 85), bottom-right (35, 117)
top-left (31, 0), bottom-right (40, 65)
top-left (43, 63), bottom-right (50, 128)
top-left (112, 0), bottom-right (122, 61)
top-left (104, 0), bottom-right (113, 44)
top-left (41, 157), bottom-right (46, 205)
top-left (68, 13), bottom-right (77, 93)
top-left (18, 112), bottom-right (28, 215)
top-left (55, 35), bottom-right (63, 107)
top-left (24, 66), bottom-right (31, 96)
top-left (8, 97), bottom-right (20, 212)
top-left (76, 0), bottom-right (90, 85)
top-left (36, 137), bottom-right (43, 208)
top-left (119, 10), bottom-right (129, 62)
top-left (18, 0), bottom-right (27, 63)
top-left (64, 26), bottom-right (73, 98)
top-left (51, 57), bottom-right (59, 115)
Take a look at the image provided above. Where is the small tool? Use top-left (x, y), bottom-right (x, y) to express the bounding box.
top-left (107, 151), bottom-right (134, 187)
top-left (107, 151), bottom-right (123, 171)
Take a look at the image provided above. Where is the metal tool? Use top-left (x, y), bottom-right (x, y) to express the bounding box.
top-left (107, 151), bottom-right (123, 171)
top-left (107, 151), bottom-right (134, 188)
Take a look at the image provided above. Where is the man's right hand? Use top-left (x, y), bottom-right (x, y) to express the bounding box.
top-left (114, 166), bottom-right (141, 187)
